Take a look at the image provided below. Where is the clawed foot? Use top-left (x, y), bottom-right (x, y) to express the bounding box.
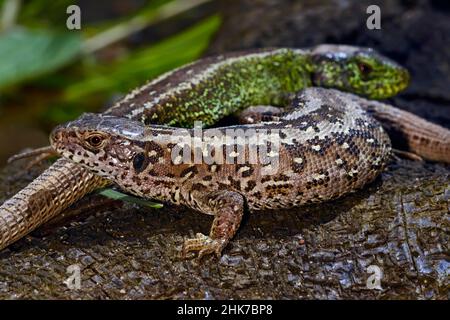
top-left (182, 233), bottom-right (227, 260)
top-left (181, 190), bottom-right (243, 260)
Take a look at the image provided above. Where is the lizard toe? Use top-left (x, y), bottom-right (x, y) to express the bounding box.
top-left (182, 233), bottom-right (226, 259)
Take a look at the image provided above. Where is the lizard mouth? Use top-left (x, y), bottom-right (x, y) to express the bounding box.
top-left (367, 68), bottom-right (410, 99)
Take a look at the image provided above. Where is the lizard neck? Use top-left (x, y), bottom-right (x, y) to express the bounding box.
top-left (95, 125), bottom-right (199, 204)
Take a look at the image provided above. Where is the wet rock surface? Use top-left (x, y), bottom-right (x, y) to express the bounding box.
top-left (0, 0), bottom-right (449, 299)
top-left (0, 159), bottom-right (448, 299)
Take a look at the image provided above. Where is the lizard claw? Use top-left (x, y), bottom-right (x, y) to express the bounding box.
top-left (182, 233), bottom-right (226, 260)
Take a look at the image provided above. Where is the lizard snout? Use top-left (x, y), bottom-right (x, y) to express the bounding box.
top-left (49, 125), bottom-right (70, 153)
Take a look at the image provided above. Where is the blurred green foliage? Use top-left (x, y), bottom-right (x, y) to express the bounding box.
top-left (15, 0), bottom-right (74, 29)
top-left (0, 0), bottom-right (219, 125)
top-left (98, 188), bottom-right (164, 208)
top-left (0, 29), bottom-right (81, 88)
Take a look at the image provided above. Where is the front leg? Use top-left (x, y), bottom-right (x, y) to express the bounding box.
top-left (183, 190), bottom-right (244, 259)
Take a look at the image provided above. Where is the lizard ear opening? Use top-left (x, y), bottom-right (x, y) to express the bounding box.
top-left (132, 152), bottom-right (149, 173)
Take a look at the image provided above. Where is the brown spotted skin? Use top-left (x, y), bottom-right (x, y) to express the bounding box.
top-left (51, 88), bottom-right (392, 257)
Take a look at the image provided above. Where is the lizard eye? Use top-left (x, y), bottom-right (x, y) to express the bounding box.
top-left (358, 62), bottom-right (372, 76)
top-left (85, 133), bottom-right (105, 149)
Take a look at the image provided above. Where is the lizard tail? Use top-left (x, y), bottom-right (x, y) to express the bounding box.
top-left (0, 158), bottom-right (109, 251)
top-left (362, 101), bottom-right (450, 164)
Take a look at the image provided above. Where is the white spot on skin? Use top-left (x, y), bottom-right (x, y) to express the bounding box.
top-left (342, 142), bottom-right (349, 149)
top-left (312, 145), bottom-right (321, 151)
top-left (306, 126), bottom-right (315, 134)
top-left (294, 157), bottom-right (303, 164)
top-left (348, 168), bottom-right (358, 177)
top-left (174, 190), bottom-right (181, 203)
top-left (238, 166), bottom-right (251, 173)
top-left (335, 159), bottom-right (344, 165)
top-left (367, 138), bottom-right (375, 143)
top-left (184, 171), bottom-right (193, 178)
top-left (313, 173), bottom-right (326, 180)
top-left (261, 164), bottom-right (275, 175)
top-left (202, 148), bottom-right (210, 157)
top-left (229, 151), bottom-right (239, 157)
top-left (173, 155), bottom-right (183, 165)
top-left (210, 164), bottom-right (217, 172)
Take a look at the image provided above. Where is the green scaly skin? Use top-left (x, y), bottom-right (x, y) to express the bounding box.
top-left (106, 46), bottom-right (409, 128)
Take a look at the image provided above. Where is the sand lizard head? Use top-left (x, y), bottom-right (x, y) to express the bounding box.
top-left (310, 44), bottom-right (410, 99)
top-left (50, 113), bottom-right (153, 180)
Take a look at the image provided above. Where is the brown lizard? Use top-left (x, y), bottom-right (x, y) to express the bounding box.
top-left (49, 87), bottom-right (449, 257)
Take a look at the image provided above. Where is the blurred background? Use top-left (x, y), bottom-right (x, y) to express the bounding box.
top-left (0, 0), bottom-right (220, 164)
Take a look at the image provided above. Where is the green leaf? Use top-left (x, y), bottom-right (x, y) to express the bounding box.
top-left (98, 188), bottom-right (163, 209)
top-left (0, 28), bottom-right (82, 89)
